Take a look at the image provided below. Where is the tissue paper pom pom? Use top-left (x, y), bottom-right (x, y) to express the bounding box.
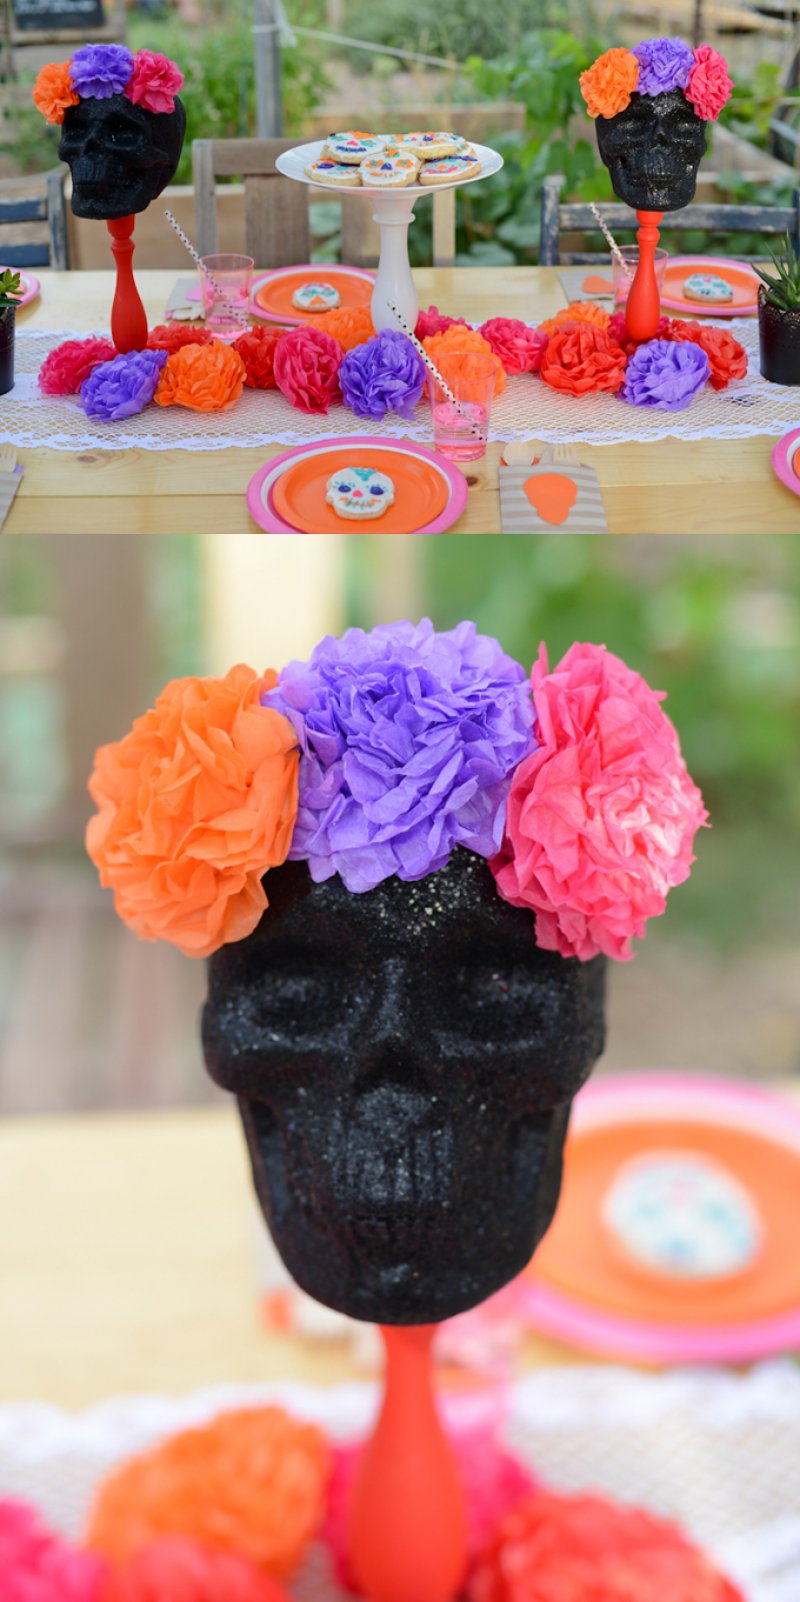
top-left (492, 642), bottom-right (707, 962)
top-left (339, 329), bottom-right (426, 420)
top-left (0, 1498), bottom-right (106, 1602)
top-left (155, 339), bottom-right (245, 412)
top-left (86, 668), bottom-right (299, 957)
top-left (663, 320), bottom-right (747, 389)
top-left (147, 324), bottom-right (213, 356)
top-left (415, 305), bottom-right (469, 340)
top-left (539, 302), bottom-right (610, 337)
top-left (632, 37), bottom-right (693, 96)
top-left (273, 326), bottom-right (343, 414)
top-left (69, 43), bottom-right (134, 100)
top-left (87, 1407), bottom-right (328, 1574)
top-left (620, 338), bottom-right (709, 410)
top-left (480, 318), bottom-right (548, 375)
top-left (686, 44), bottom-right (732, 120)
top-left (125, 50), bottom-right (184, 115)
top-left (580, 48), bottom-right (639, 119)
top-left (607, 310), bottom-right (670, 357)
top-left (468, 1490), bottom-right (745, 1602)
top-left (262, 619), bottom-right (533, 894)
top-left (32, 61), bottom-right (78, 123)
top-left (317, 306), bottom-right (375, 351)
top-left (234, 325), bottom-right (283, 389)
top-left (422, 325), bottom-right (506, 395)
top-left (102, 1538), bottom-right (290, 1602)
top-left (540, 323), bottom-right (627, 396)
top-left (80, 349), bottom-right (167, 421)
top-left (324, 1432), bottom-right (536, 1591)
top-left (39, 336), bottom-right (117, 395)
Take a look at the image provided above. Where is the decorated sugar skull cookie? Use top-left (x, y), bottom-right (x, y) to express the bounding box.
top-left (361, 151), bottom-right (420, 187)
top-left (323, 131), bottom-right (386, 163)
top-left (304, 158), bottom-right (362, 187)
top-left (602, 1150), bottom-right (762, 1280)
top-left (395, 131), bottom-right (461, 158)
top-left (683, 272), bottom-right (733, 304)
top-left (325, 465), bottom-right (396, 520)
top-left (419, 152), bottom-right (482, 184)
top-left (291, 280), bottom-right (341, 312)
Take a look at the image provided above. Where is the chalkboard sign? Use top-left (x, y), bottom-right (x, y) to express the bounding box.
top-left (12, 0), bottom-right (105, 31)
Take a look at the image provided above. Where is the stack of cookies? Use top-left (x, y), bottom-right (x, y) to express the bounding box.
top-left (305, 131), bottom-right (482, 188)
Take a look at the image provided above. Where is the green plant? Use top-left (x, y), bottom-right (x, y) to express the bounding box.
top-left (753, 233), bottom-right (800, 311)
top-left (0, 270), bottom-right (22, 314)
top-left (341, 0), bottom-right (564, 75)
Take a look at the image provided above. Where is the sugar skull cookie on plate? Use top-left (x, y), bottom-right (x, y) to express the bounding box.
top-left (323, 131), bottom-right (386, 163)
top-left (304, 157), bottom-right (362, 187)
top-left (291, 280), bottom-right (341, 312)
top-left (420, 153), bottom-right (482, 184)
top-left (326, 465), bottom-right (396, 519)
top-left (361, 151), bottom-right (420, 187)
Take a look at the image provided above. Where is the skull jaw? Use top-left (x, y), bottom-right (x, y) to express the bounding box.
top-left (239, 1093), bottom-right (572, 1324)
top-left (67, 172), bottom-right (170, 220)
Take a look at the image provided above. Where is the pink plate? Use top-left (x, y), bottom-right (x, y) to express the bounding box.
top-left (772, 428), bottom-right (800, 499)
top-left (660, 255), bottom-right (759, 317)
top-left (247, 437), bottom-right (468, 534)
top-left (1, 268), bottom-right (41, 309)
top-left (250, 264), bottom-right (375, 327)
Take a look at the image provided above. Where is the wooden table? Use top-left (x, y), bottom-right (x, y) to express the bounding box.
top-left (8, 268), bottom-right (798, 535)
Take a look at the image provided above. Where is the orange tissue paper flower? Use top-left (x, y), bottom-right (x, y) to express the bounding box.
top-left (86, 1407), bottom-right (330, 1578)
top-left (102, 1537), bottom-right (291, 1602)
top-left (155, 339), bottom-right (245, 411)
top-left (580, 48), bottom-right (640, 119)
top-left (86, 666), bottom-right (299, 958)
top-left (422, 325), bottom-right (507, 396)
top-left (317, 305), bottom-right (376, 352)
top-left (540, 321), bottom-right (627, 396)
top-left (539, 301), bottom-right (610, 337)
top-left (32, 61), bottom-right (79, 123)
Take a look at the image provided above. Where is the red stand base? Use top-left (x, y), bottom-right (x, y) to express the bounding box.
top-left (106, 215), bottom-right (148, 353)
top-left (348, 1326), bottom-right (467, 1602)
top-left (625, 209), bottom-right (664, 344)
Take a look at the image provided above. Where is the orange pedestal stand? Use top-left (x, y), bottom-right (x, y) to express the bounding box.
top-left (348, 1325), bottom-right (468, 1602)
top-left (106, 215), bottom-right (148, 353)
top-left (625, 209), bottom-right (664, 344)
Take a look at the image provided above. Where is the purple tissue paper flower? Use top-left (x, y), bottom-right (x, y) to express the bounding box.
top-left (69, 43), bottom-right (134, 100)
top-left (621, 338), bottom-right (710, 411)
top-left (79, 348), bottom-right (167, 421)
top-left (339, 330), bottom-right (426, 421)
top-left (262, 619), bottom-right (536, 893)
top-left (632, 37), bottom-right (694, 97)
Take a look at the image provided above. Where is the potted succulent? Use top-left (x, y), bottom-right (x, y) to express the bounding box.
top-left (756, 236), bottom-right (800, 387)
top-left (0, 269), bottom-right (22, 397)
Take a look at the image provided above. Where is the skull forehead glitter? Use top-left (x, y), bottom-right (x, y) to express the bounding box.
top-left (86, 623), bottom-right (707, 963)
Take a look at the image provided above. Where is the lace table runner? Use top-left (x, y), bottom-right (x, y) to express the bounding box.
top-left (0, 1362), bottom-right (798, 1602)
top-left (2, 324), bottom-right (795, 451)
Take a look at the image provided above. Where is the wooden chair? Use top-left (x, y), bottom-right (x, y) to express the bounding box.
top-left (192, 137), bottom-right (457, 270)
top-left (0, 170), bottom-right (70, 270)
top-left (539, 174), bottom-right (800, 265)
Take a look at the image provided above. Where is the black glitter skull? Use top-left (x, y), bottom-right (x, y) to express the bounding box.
top-left (202, 848), bottom-right (606, 1325)
top-left (596, 88), bottom-right (707, 211)
top-left (58, 94), bottom-right (186, 220)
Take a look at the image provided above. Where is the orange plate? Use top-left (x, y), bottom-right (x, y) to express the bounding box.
top-left (529, 1114), bottom-right (800, 1328)
top-left (272, 447), bottom-right (450, 533)
top-left (253, 267), bottom-right (373, 326)
top-left (661, 256), bottom-right (760, 315)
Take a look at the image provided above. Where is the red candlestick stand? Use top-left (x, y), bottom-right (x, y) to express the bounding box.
top-left (625, 209), bottom-right (664, 344)
top-left (106, 215), bottom-right (148, 353)
top-left (349, 1325), bottom-right (468, 1602)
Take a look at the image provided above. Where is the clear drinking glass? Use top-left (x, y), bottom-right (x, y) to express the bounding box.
top-left (199, 253), bottom-right (254, 339)
top-left (428, 350), bottom-right (498, 462)
top-left (612, 245), bottom-right (668, 309)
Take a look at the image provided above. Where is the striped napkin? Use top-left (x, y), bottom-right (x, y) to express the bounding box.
top-left (499, 458), bottom-right (607, 534)
top-left (0, 450), bottom-right (22, 529)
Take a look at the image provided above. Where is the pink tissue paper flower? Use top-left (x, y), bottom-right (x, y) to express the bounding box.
top-left (0, 1499), bottom-right (106, 1602)
top-left (125, 50), bottom-right (184, 115)
top-left (492, 642), bottom-right (708, 962)
top-left (102, 1536), bottom-right (289, 1602)
top-left (685, 45), bottom-right (732, 120)
top-left (480, 318), bottom-right (548, 375)
top-left (273, 326), bottom-right (343, 414)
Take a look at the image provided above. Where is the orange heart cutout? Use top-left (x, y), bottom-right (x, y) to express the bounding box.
top-left (582, 273), bottom-right (614, 296)
top-left (524, 472), bottom-right (578, 526)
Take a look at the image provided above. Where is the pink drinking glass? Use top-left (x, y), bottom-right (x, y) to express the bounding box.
top-left (428, 350), bottom-right (498, 462)
top-left (199, 253), bottom-right (254, 340)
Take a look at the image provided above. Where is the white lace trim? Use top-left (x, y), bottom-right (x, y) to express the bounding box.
top-left (0, 1362), bottom-right (798, 1600)
top-left (2, 323), bottom-right (795, 451)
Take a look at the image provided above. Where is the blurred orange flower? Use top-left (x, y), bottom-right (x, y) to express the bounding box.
top-left (422, 325), bottom-right (507, 395)
top-left (86, 1408), bottom-right (330, 1578)
top-left (32, 61), bottom-right (79, 124)
top-left (155, 339), bottom-right (245, 412)
top-left (86, 665), bottom-right (299, 957)
top-left (539, 301), bottom-right (611, 337)
top-left (580, 48), bottom-right (639, 119)
top-left (317, 306), bottom-right (376, 352)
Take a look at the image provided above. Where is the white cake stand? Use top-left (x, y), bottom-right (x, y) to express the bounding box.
top-left (275, 139), bottom-right (504, 334)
